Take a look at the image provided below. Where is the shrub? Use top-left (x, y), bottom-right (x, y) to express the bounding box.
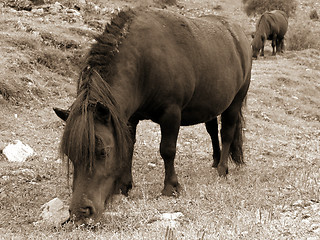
top-left (30, 0), bottom-right (44, 5)
top-left (309, 9), bottom-right (319, 20)
top-left (243, 0), bottom-right (297, 17)
top-left (286, 24), bottom-right (319, 51)
top-left (0, 82), bottom-right (11, 101)
top-left (156, 0), bottom-right (177, 5)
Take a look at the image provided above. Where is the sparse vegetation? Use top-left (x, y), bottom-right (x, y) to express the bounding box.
top-left (309, 9), bottom-right (319, 20)
top-left (243, 0), bottom-right (297, 16)
top-left (286, 25), bottom-right (319, 51)
top-left (156, 0), bottom-right (177, 6)
top-left (0, 0), bottom-right (320, 239)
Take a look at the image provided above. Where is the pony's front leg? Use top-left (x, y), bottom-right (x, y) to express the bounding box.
top-left (118, 119), bottom-right (138, 195)
top-left (272, 34), bottom-right (277, 55)
top-left (159, 105), bottom-right (181, 196)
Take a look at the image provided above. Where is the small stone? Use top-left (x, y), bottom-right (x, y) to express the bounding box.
top-left (39, 197), bottom-right (69, 226)
top-left (3, 140), bottom-right (34, 162)
top-left (161, 212), bottom-right (184, 220)
top-left (292, 200), bottom-right (304, 207)
top-left (147, 162), bottom-right (156, 168)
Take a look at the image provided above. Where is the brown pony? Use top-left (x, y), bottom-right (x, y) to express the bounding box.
top-left (54, 8), bottom-right (252, 224)
top-left (251, 10), bottom-right (288, 58)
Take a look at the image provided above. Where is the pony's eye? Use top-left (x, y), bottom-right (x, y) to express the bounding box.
top-left (99, 148), bottom-right (106, 157)
top-left (98, 147), bottom-right (111, 159)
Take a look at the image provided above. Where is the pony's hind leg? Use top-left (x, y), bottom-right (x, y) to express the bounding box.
top-left (218, 95), bottom-right (246, 177)
top-left (159, 105), bottom-right (182, 196)
top-left (276, 37), bottom-right (284, 53)
top-left (205, 117), bottom-right (221, 168)
top-left (260, 44), bottom-right (265, 57)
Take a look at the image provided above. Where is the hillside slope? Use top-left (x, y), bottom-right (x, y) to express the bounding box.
top-left (0, 0), bottom-right (319, 239)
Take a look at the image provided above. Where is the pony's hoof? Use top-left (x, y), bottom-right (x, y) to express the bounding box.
top-left (161, 183), bottom-right (181, 197)
top-left (117, 181), bottom-right (132, 196)
top-left (217, 165), bottom-right (228, 177)
top-left (212, 160), bottom-right (219, 168)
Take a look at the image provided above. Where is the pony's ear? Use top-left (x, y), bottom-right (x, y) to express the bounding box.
top-left (53, 108), bottom-right (69, 121)
top-left (95, 102), bottom-right (111, 124)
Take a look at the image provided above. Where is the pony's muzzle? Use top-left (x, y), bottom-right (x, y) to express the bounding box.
top-left (70, 197), bottom-right (96, 220)
top-left (78, 206), bottom-right (94, 218)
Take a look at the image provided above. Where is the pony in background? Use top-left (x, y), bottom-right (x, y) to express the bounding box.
top-left (252, 10), bottom-right (288, 58)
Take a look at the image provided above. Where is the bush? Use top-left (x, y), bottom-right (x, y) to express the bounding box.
top-left (243, 0), bottom-right (297, 17)
top-left (154, 0), bottom-right (177, 6)
top-left (309, 9), bottom-right (319, 20)
top-left (286, 26), bottom-right (319, 51)
top-left (30, 0), bottom-right (44, 5)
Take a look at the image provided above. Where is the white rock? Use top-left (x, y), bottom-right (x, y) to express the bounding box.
top-left (313, 227), bottom-right (320, 235)
top-left (66, 9), bottom-right (81, 16)
top-left (49, 2), bottom-right (63, 14)
top-left (77, 0), bottom-right (86, 5)
top-left (32, 8), bottom-right (44, 14)
top-left (39, 197), bottom-right (69, 226)
top-left (148, 212), bottom-right (184, 229)
top-left (3, 140), bottom-right (34, 162)
top-left (161, 212), bottom-right (184, 220)
top-left (147, 162), bottom-right (156, 168)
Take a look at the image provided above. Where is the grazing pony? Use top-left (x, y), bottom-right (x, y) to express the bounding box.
top-left (54, 8), bottom-right (252, 224)
top-left (251, 10), bottom-right (288, 58)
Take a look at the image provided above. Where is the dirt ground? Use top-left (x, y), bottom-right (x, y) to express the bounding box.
top-left (0, 0), bottom-right (319, 239)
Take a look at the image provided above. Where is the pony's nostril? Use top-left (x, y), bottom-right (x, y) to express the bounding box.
top-left (79, 206), bottom-right (94, 217)
top-left (70, 198), bottom-right (96, 220)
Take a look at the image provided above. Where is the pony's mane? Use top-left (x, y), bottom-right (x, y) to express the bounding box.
top-left (60, 9), bottom-right (137, 173)
top-left (85, 8), bottom-right (135, 76)
top-left (60, 67), bottom-right (131, 174)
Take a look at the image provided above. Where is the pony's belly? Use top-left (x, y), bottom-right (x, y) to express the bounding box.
top-left (180, 91), bottom-right (234, 126)
top-left (180, 107), bottom-right (221, 126)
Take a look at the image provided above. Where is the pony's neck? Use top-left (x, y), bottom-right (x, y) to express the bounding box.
top-left (107, 59), bottom-right (141, 122)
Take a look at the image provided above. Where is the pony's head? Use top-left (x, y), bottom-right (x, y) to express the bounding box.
top-left (54, 9), bottom-right (134, 224)
top-left (251, 14), bottom-right (269, 59)
top-left (251, 33), bottom-right (266, 59)
top-left (54, 68), bottom-right (130, 224)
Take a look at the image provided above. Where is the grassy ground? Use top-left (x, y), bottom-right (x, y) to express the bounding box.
top-left (0, 0), bottom-right (319, 239)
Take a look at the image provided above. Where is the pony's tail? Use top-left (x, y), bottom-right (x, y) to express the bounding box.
top-left (229, 102), bottom-right (245, 165)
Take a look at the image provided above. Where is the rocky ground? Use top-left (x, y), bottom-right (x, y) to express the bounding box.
top-left (0, 0), bottom-right (319, 239)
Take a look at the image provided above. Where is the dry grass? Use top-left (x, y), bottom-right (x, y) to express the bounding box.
top-left (0, 6), bottom-right (92, 104)
top-left (0, 0), bottom-right (319, 239)
top-left (242, 0), bottom-right (297, 17)
top-left (286, 1), bottom-right (320, 51)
